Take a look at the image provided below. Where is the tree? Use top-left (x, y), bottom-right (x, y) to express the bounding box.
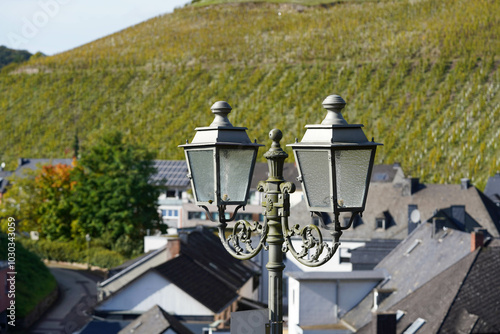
top-left (0, 169), bottom-right (42, 233)
top-left (35, 163), bottom-right (75, 240)
top-left (71, 131), bottom-right (163, 252)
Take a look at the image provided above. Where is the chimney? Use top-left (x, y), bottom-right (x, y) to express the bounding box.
top-left (461, 178), bottom-right (471, 190)
top-left (402, 177), bottom-right (420, 196)
top-left (166, 238), bottom-right (181, 259)
top-left (471, 230), bottom-right (484, 252)
top-left (372, 313), bottom-right (396, 334)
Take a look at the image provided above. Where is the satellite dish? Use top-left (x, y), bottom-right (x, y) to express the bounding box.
top-left (410, 209), bottom-right (421, 223)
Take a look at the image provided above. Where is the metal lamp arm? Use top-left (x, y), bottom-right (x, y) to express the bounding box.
top-left (200, 204), bottom-right (269, 260)
top-left (280, 189), bottom-right (342, 267)
top-left (281, 215), bottom-right (340, 267)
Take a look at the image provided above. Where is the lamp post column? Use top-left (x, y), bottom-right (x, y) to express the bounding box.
top-left (260, 129), bottom-right (293, 334)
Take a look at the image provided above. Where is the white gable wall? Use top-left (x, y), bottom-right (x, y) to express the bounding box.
top-left (97, 271), bottom-right (214, 316)
top-left (299, 280), bottom-right (337, 326)
top-left (288, 277), bottom-right (381, 334)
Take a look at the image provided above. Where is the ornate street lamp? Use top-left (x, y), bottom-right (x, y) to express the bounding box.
top-left (288, 94), bottom-right (381, 228)
top-left (180, 101), bottom-right (262, 208)
top-left (180, 95), bottom-right (381, 334)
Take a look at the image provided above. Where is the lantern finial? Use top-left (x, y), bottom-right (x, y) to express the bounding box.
top-left (321, 95), bottom-right (347, 125)
top-left (210, 101), bottom-right (233, 127)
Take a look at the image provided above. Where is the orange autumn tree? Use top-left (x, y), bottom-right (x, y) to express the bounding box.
top-left (35, 162), bottom-right (76, 240)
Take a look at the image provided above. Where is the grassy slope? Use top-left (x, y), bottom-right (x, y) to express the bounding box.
top-left (0, 235), bottom-right (57, 318)
top-left (0, 0), bottom-right (499, 188)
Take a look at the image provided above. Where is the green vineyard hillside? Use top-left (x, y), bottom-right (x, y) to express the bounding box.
top-left (0, 0), bottom-right (499, 188)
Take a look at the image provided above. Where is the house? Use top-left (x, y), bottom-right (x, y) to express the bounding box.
top-left (98, 240), bottom-right (180, 300)
top-left (153, 160), bottom-right (190, 228)
top-left (340, 221), bottom-right (476, 332)
top-left (118, 305), bottom-right (194, 334)
top-left (287, 270), bottom-right (387, 334)
top-left (95, 227), bottom-right (260, 327)
top-left (358, 237), bottom-right (500, 333)
top-left (485, 172), bottom-right (500, 207)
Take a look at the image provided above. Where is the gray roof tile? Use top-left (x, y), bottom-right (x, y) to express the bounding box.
top-left (118, 305), bottom-right (194, 334)
top-left (342, 222), bottom-right (472, 330)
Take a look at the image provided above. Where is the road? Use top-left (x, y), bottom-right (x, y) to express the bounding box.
top-left (29, 267), bottom-right (101, 334)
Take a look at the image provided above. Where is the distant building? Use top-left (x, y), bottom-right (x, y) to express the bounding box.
top-left (358, 235), bottom-right (500, 334)
top-left (95, 227), bottom-right (260, 329)
top-left (287, 270), bottom-right (387, 334)
top-left (341, 222), bottom-right (476, 332)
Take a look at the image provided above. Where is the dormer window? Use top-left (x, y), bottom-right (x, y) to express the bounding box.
top-left (375, 217), bottom-right (386, 229)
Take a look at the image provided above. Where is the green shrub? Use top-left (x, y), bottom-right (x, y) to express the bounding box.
top-left (20, 238), bottom-right (125, 269)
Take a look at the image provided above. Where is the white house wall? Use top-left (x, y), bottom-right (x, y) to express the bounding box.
top-left (288, 277), bottom-right (301, 334)
top-left (97, 271), bottom-right (214, 317)
top-left (288, 277), bottom-right (382, 334)
top-left (337, 280), bottom-right (378, 317)
top-left (299, 281), bottom-right (337, 327)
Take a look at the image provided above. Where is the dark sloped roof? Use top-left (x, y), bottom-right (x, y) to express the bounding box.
top-left (439, 244), bottom-right (500, 333)
top-left (79, 319), bottom-right (130, 334)
top-left (118, 305), bottom-right (194, 334)
top-left (350, 239), bottom-right (401, 270)
top-left (179, 227), bottom-right (256, 290)
top-left (151, 160), bottom-right (189, 188)
top-left (341, 222), bottom-right (471, 330)
top-left (155, 255), bottom-right (238, 313)
top-left (153, 227), bottom-right (257, 313)
top-left (377, 251), bottom-right (479, 334)
top-left (358, 242), bottom-right (500, 334)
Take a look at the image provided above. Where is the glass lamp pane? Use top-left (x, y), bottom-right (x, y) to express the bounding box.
top-left (334, 149), bottom-right (372, 208)
top-left (187, 150), bottom-right (215, 203)
top-left (296, 150), bottom-right (331, 208)
top-left (219, 148), bottom-right (256, 203)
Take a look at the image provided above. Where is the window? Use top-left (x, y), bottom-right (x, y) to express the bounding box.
top-left (375, 218), bottom-right (386, 229)
top-left (166, 190), bottom-right (176, 198)
top-left (213, 212), bottom-right (230, 220)
top-left (188, 211), bottom-right (206, 220)
top-left (162, 209), bottom-right (179, 218)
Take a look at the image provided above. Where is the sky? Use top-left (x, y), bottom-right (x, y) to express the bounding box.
top-left (0, 0), bottom-right (191, 55)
